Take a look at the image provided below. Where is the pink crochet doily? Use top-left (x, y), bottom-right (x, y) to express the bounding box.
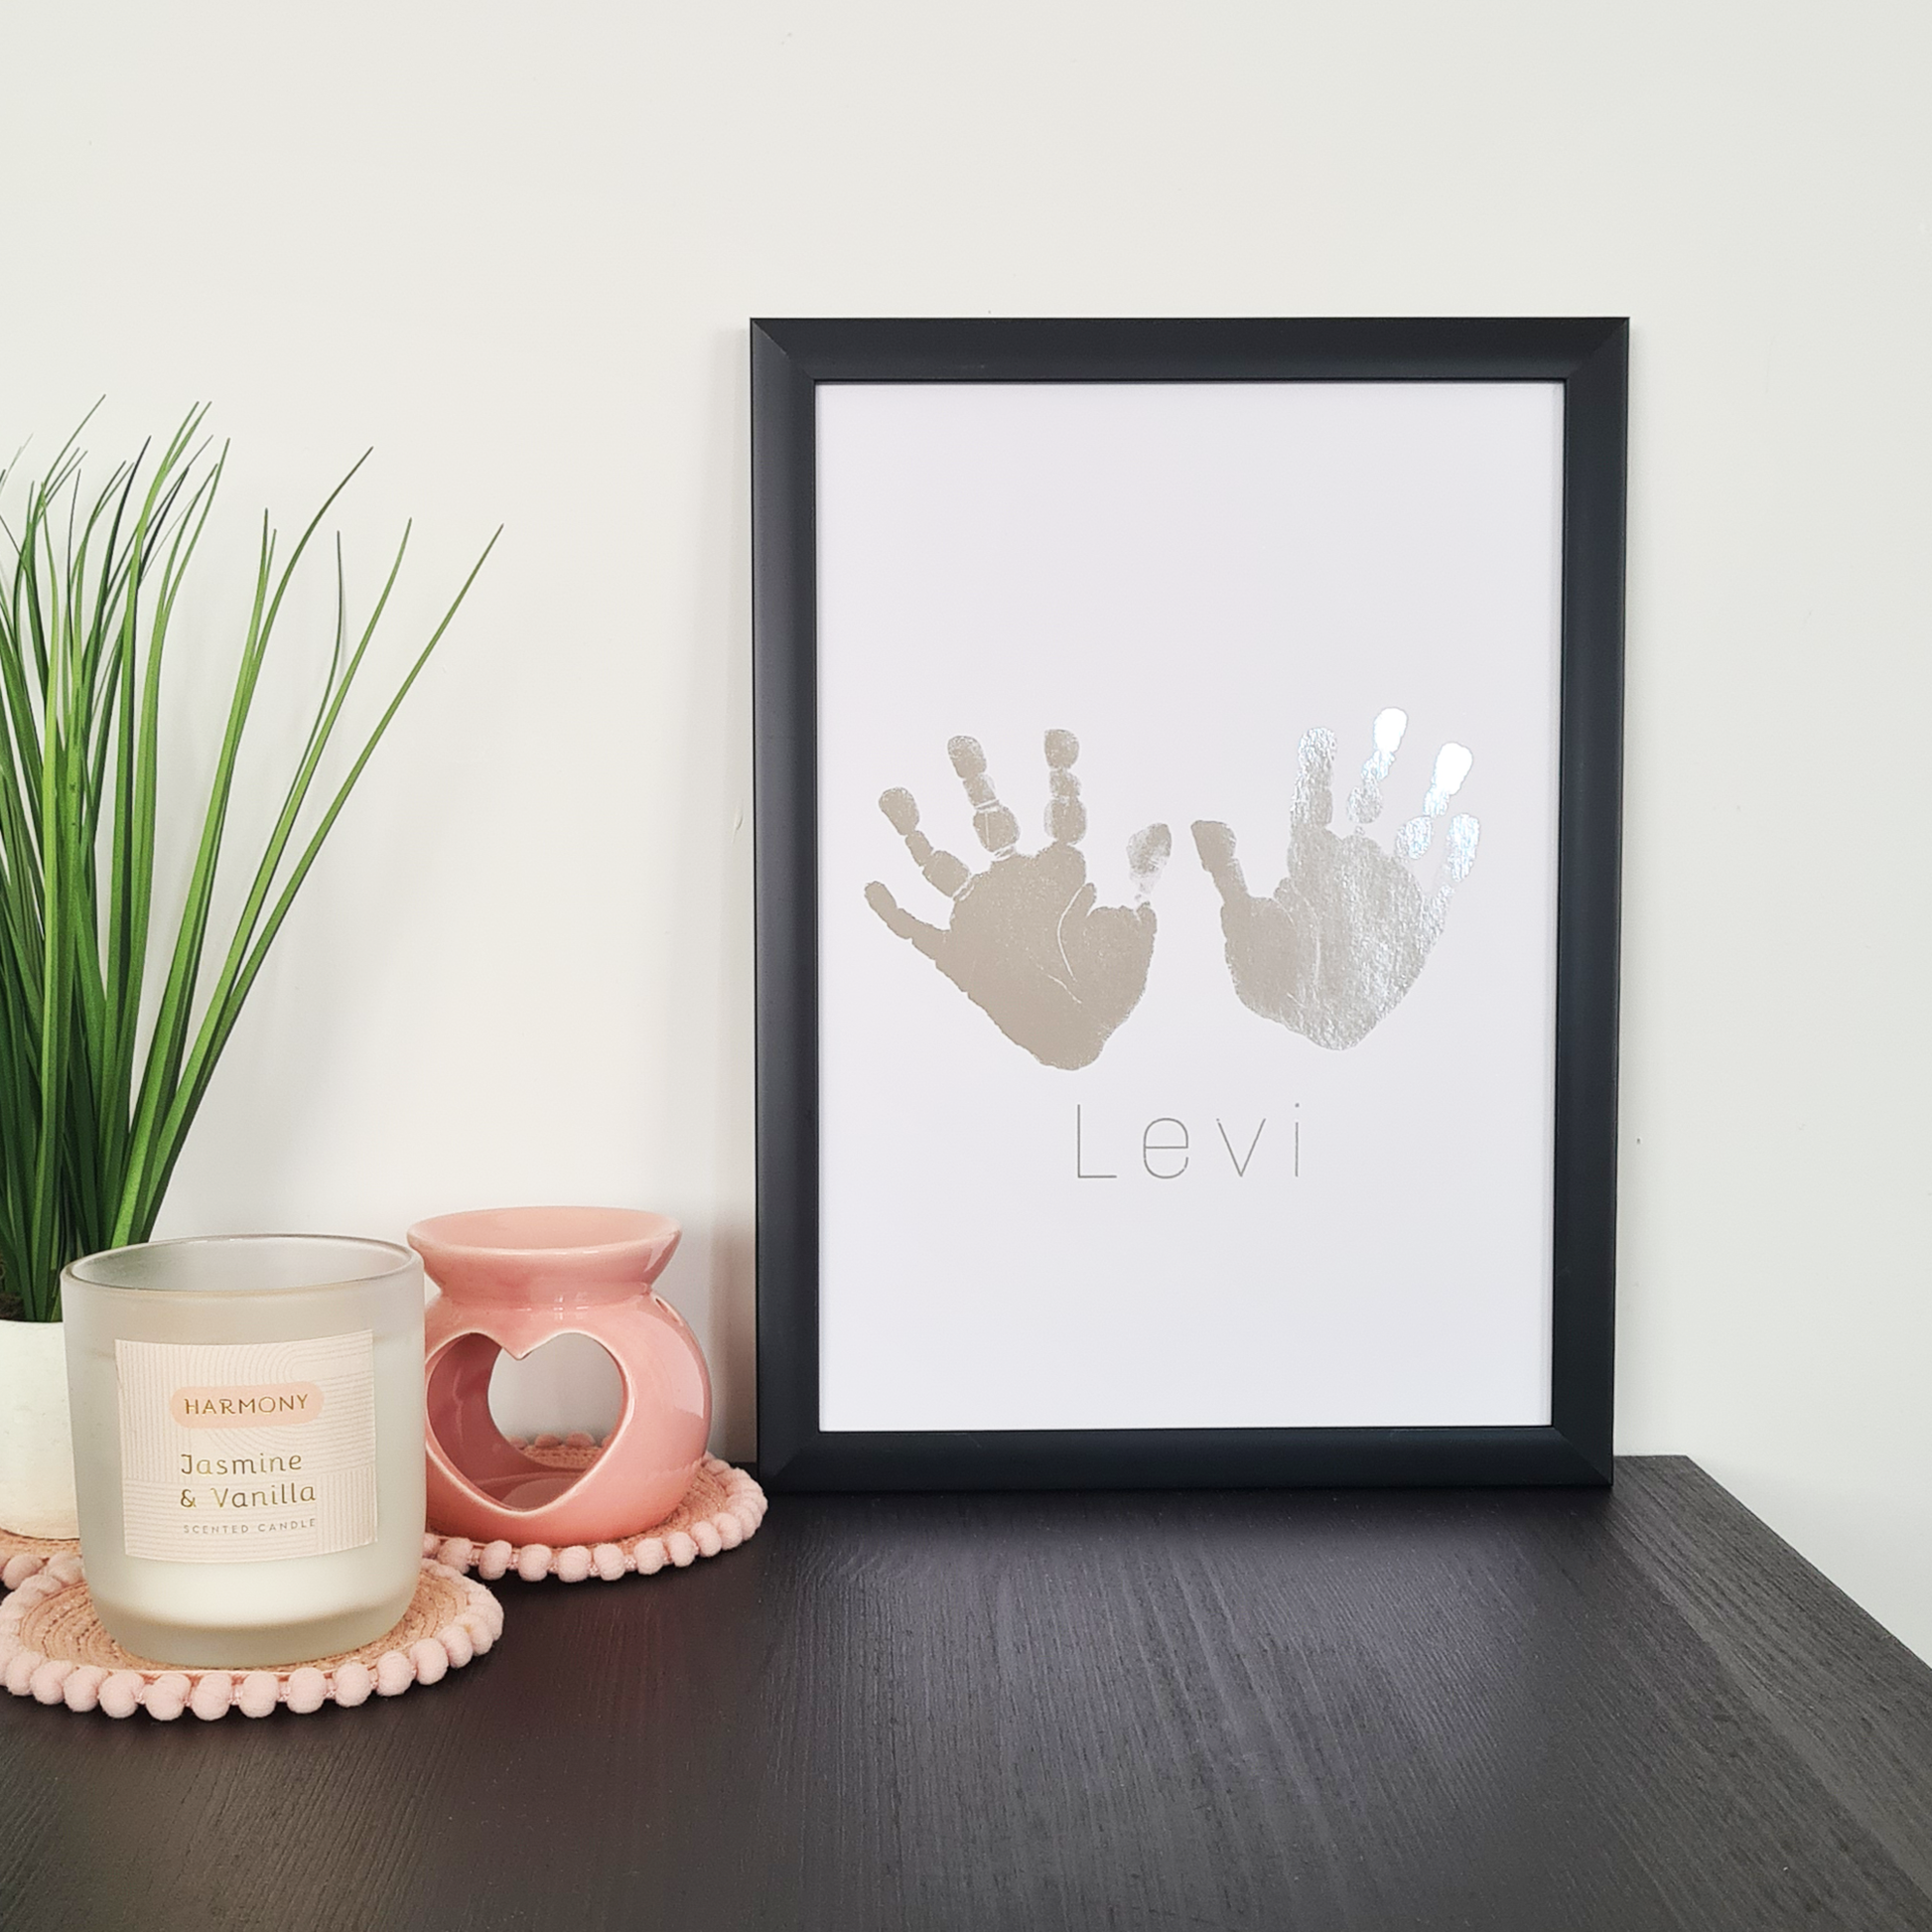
top-left (0, 1556), bottom-right (502, 1721)
top-left (424, 1445), bottom-right (766, 1582)
top-left (0, 1528), bottom-right (75, 1591)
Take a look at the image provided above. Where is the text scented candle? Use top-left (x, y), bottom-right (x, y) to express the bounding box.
top-left (62, 1236), bottom-right (425, 1667)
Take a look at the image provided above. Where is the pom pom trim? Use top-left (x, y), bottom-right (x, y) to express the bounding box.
top-left (0, 1557), bottom-right (502, 1722)
top-left (424, 1451), bottom-right (766, 1584)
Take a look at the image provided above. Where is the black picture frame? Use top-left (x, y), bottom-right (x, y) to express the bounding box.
top-left (753, 317), bottom-right (1626, 1491)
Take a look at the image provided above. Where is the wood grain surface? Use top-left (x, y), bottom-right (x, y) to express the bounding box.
top-left (2, 1457), bottom-right (1929, 1931)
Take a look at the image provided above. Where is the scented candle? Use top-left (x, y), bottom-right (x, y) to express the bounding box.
top-left (62, 1236), bottom-right (425, 1668)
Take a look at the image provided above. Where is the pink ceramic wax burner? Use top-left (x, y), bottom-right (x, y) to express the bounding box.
top-left (410, 1206), bottom-right (711, 1547)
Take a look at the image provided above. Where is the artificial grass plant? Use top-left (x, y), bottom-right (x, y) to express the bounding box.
top-left (0, 407), bottom-right (496, 1319)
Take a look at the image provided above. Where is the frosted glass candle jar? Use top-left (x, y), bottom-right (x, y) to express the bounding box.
top-left (62, 1236), bottom-right (425, 1668)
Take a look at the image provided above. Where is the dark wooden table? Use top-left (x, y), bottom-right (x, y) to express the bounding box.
top-left (3, 1456), bottom-right (1930, 1930)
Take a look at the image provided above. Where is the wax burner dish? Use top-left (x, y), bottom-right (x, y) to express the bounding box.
top-left (0, 1556), bottom-right (501, 1720)
top-left (413, 1206), bottom-right (713, 1551)
top-left (424, 1444), bottom-right (765, 1583)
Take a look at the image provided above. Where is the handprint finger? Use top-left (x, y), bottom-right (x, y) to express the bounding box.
top-left (1421, 815), bottom-right (1480, 945)
top-left (1424, 744), bottom-right (1473, 816)
top-left (947, 735), bottom-right (1021, 857)
top-left (1290, 726), bottom-right (1337, 833)
top-left (865, 881), bottom-right (948, 962)
top-left (1441, 813), bottom-right (1479, 888)
top-left (1346, 709), bottom-right (1407, 830)
top-left (1190, 819), bottom-right (1250, 907)
top-left (878, 787), bottom-right (970, 898)
top-left (1126, 823), bottom-right (1171, 904)
top-left (1397, 743), bottom-right (1473, 860)
top-left (1042, 728), bottom-right (1087, 844)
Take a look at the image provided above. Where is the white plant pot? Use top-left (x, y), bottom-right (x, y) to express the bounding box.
top-left (0, 1319), bottom-right (78, 1539)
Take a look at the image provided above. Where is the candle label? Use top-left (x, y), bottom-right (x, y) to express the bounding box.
top-left (115, 1331), bottom-right (378, 1563)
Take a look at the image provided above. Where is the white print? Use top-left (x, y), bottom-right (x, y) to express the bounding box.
top-left (817, 380), bottom-right (1561, 1431)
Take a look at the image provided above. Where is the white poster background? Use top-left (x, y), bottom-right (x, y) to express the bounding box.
top-left (816, 382), bottom-right (1563, 1431)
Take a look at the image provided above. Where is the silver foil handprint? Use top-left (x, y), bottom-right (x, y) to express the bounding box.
top-left (865, 731), bottom-right (1172, 1071)
top-left (1191, 710), bottom-right (1479, 1049)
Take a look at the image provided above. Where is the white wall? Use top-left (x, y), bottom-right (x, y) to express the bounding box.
top-left (9, 2), bottom-right (1929, 1658)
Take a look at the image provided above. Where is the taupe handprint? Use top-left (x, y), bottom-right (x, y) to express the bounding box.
top-left (1191, 710), bottom-right (1479, 1050)
top-left (866, 731), bottom-right (1172, 1071)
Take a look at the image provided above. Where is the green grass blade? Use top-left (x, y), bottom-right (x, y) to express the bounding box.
top-left (134, 524), bottom-right (498, 1230)
top-left (0, 413), bottom-right (493, 1308)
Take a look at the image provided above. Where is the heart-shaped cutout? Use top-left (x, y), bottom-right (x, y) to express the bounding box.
top-left (487, 1329), bottom-right (624, 1443)
top-left (427, 1332), bottom-right (626, 1514)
